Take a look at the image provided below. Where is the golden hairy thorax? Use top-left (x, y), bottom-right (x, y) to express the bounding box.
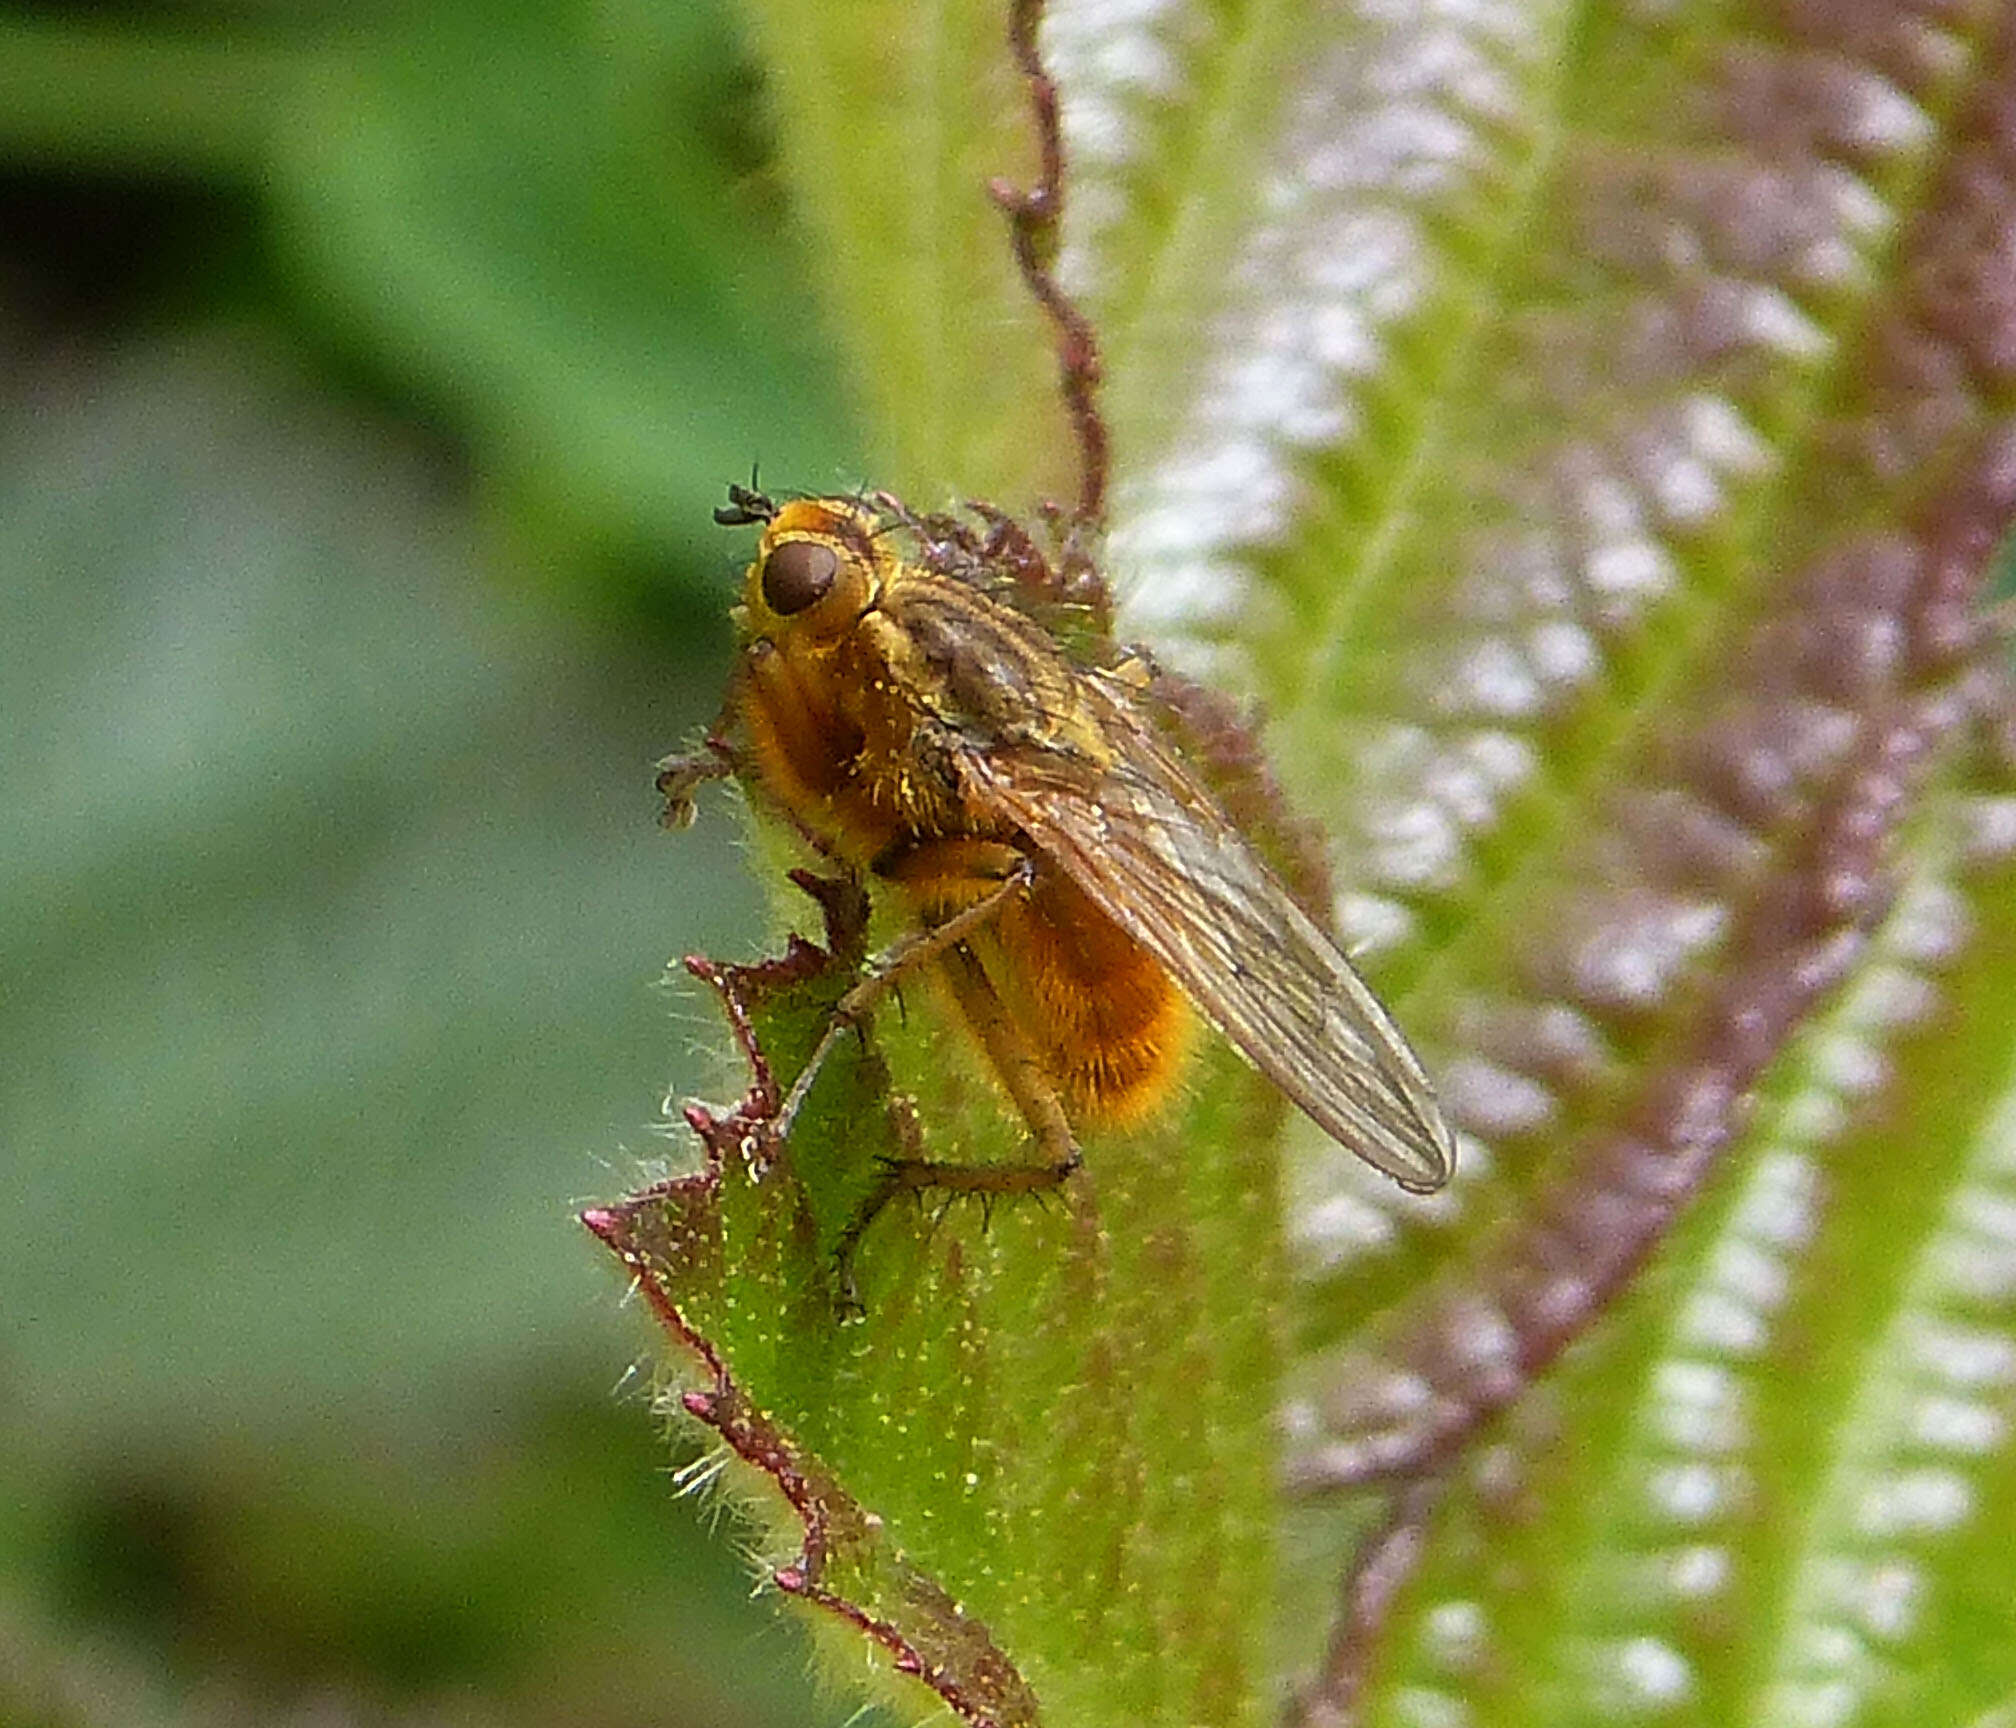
top-left (733, 499), bottom-right (1106, 859)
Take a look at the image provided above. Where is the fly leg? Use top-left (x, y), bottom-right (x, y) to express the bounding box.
top-left (771, 854), bottom-right (1036, 1143)
top-left (832, 937), bottom-right (1083, 1307)
top-left (654, 735), bottom-right (736, 830)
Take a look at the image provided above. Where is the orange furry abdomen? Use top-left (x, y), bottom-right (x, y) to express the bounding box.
top-left (976, 871), bottom-right (1194, 1127)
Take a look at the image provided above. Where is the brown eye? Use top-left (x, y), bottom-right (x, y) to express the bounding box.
top-left (761, 541), bottom-right (838, 616)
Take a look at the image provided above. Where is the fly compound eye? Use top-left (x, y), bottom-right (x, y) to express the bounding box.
top-left (761, 540), bottom-right (839, 616)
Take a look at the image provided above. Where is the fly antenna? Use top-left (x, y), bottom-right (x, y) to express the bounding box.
top-left (714, 473), bottom-right (778, 527)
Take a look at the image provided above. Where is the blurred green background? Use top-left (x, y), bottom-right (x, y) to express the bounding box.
top-left (1, 3), bottom-right (882, 1722)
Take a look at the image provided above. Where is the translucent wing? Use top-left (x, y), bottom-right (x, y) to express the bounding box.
top-left (968, 679), bottom-right (1457, 1191)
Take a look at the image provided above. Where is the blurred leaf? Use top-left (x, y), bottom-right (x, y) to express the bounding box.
top-left (0, 16), bottom-right (298, 175)
top-left (0, 329), bottom-right (753, 1441)
top-left (270, 4), bottom-right (858, 587)
top-left (0, 3), bottom-right (857, 601)
top-left (4, 1396), bottom-right (857, 1728)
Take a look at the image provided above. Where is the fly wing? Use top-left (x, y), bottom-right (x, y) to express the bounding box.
top-left (969, 692), bottom-right (1457, 1191)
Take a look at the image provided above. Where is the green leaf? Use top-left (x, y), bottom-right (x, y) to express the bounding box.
top-left (1328, 794), bottom-right (2016, 1725)
top-left (593, 876), bottom-right (1288, 1726)
top-left (594, 1), bottom-right (2016, 1725)
top-left (729, 0), bottom-right (1076, 506)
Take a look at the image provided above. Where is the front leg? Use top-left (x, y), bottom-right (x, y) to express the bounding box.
top-left (813, 838), bottom-right (1087, 1302)
top-left (773, 849), bottom-right (1036, 1142)
top-left (830, 940), bottom-right (1084, 1310)
top-left (654, 733), bottom-right (737, 830)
